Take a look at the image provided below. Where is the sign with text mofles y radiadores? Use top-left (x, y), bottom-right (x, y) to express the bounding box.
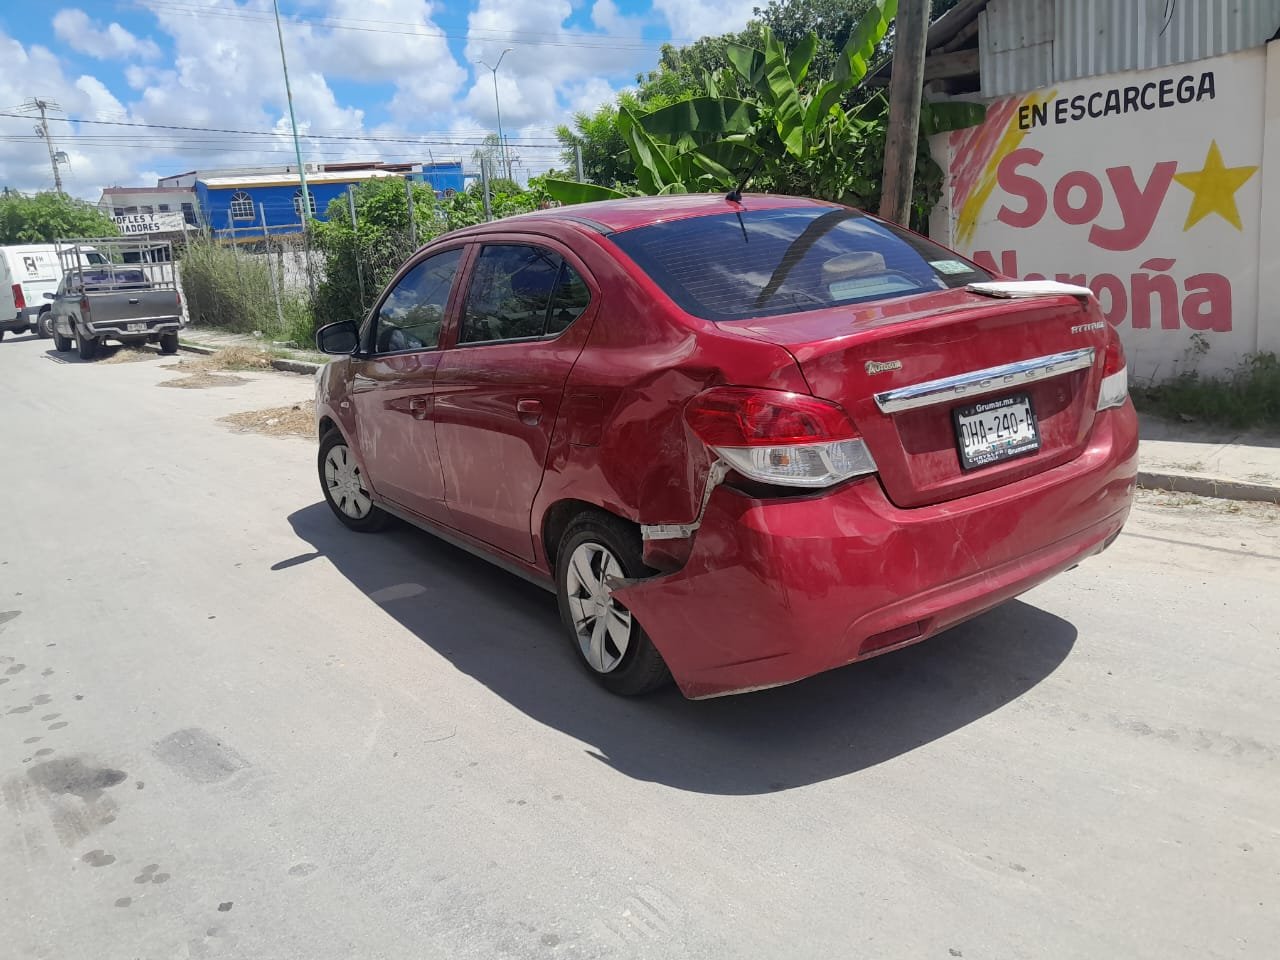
top-left (930, 47), bottom-right (1266, 380)
top-left (112, 212), bottom-right (188, 235)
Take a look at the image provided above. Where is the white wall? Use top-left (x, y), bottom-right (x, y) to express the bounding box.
top-left (929, 44), bottom-right (1272, 381)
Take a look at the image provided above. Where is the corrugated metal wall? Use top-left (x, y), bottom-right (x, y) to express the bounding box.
top-left (979, 0), bottom-right (1280, 97)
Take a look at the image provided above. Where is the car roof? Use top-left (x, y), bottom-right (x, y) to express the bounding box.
top-left (457, 193), bottom-right (842, 236)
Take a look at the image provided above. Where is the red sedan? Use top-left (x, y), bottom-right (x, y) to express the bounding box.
top-left (314, 194), bottom-right (1137, 698)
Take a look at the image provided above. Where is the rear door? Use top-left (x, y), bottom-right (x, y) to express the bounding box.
top-left (350, 245), bottom-right (467, 524)
top-left (433, 239), bottom-right (597, 560)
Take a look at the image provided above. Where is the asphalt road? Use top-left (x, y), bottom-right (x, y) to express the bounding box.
top-left (1, 332), bottom-right (1277, 960)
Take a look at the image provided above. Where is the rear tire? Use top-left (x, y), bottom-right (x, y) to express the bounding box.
top-left (37, 310), bottom-right (52, 339)
top-left (556, 513), bottom-right (671, 696)
top-left (53, 327), bottom-right (72, 352)
top-left (76, 331), bottom-right (98, 361)
top-left (159, 331), bottom-right (179, 354)
top-left (318, 430), bottom-right (389, 532)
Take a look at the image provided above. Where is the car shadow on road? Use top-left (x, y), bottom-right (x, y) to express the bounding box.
top-left (283, 502), bottom-right (1077, 796)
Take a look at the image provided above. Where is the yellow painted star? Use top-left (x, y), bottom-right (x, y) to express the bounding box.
top-left (1173, 140), bottom-right (1259, 231)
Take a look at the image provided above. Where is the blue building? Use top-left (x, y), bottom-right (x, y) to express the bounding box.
top-left (412, 161), bottom-right (466, 198)
top-left (161, 160), bottom-right (468, 241)
top-left (195, 170), bottom-right (407, 240)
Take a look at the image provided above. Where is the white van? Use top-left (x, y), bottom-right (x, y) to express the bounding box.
top-left (1, 243), bottom-right (107, 339)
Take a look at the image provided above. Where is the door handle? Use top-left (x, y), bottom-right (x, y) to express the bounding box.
top-left (516, 399), bottom-right (544, 425)
top-left (409, 397), bottom-right (430, 420)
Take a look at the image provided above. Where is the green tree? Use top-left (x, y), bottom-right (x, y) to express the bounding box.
top-left (546, 2), bottom-right (983, 228)
top-left (0, 191), bottom-right (119, 243)
top-left (311, 177), bottom-right (442, 323)
top-left (439, 177), bottom-right (544, 232)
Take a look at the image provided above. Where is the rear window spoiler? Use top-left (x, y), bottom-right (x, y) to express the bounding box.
top-left (966, 280), bottom-right (1094, 303)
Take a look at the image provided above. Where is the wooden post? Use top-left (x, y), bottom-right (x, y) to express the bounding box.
top-left (480, 158), bottom-right (493, 222)
top-left (879, 0), bottom-right (932, 226)
top-left (262, 202), bottom-right (285, 331)
top-left (405, 177), bottom-right (417, 248)
top-left (347, 185), bottom-right (366, 310)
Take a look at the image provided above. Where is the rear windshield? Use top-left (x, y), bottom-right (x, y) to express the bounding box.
top-left (608, 206), bottom-right (992, 321)
top-left (79, 269), bottom-right (149, 288)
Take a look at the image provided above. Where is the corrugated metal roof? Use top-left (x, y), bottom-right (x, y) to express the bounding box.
top-left (980, 0), bottom-right (1280, 97)
top-left (979, 0), bottom-right (1055, 98)
top-left (198, 170), bottom-right (400, 189)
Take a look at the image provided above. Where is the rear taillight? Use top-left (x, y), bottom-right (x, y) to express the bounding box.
top-left (79, 297), bottom-right (91, 316)
top-left (11, 284), bottom-right (24, 311)
top-left (685, 387), bottom-right (877, 488)
top-left (1097, 332), bottom-right (1128, 411)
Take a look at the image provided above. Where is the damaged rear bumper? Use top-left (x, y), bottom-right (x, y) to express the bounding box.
top-left (613, 408), bottom-right (1138, 699)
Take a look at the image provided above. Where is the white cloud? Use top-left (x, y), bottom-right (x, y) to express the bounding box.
top-left (2, 0), bottom-right (704, 196)
top-left (591, 0), bottom-right (645, 35)
top-left (0, 32), bottom-right (147, 195)
top-left (52, 9), bottom-right (162, 60)
top-left (649, 0), bottom-right (757, 41)
top-left (461, 0), bottom-right (652, 131)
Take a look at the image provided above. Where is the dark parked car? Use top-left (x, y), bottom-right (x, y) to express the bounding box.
top-left (314, 194), bottom-right (1137, 698)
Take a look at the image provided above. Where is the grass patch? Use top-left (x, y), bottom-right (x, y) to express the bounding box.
top-left (1132, 352), bottom-right (1280, 429)
top-left (159, 372), bottom-right (249, 389)
top-left (99, 345), bottom-right (160, 364)
top-left (163, 346), bottom-right (275, 373)
top-left (220, 400), bottom-right (315, 438)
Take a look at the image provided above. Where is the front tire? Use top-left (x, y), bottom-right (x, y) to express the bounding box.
top-left (159, 331), bottom-right (179, 354)
top-left (76, 331), bottom-right (98, 361)
top-left (318, 430), bottom-right (388, 532)
top-left (37, 310), bottom-right (52, 339)
top-left (556, 514), bottom-right (671, 696)
top-left (53, 326), bottom-right (72, 352)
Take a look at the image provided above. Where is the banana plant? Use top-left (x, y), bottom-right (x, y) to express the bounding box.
top-left (544, 0), bottom-right (985, 209)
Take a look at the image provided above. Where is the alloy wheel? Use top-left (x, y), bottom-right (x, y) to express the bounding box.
top-left (324, 444), bottom-right (372, 519)
top-left (564, 542), bottom-right (633, 674)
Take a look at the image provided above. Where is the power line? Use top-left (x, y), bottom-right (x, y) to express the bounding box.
top-left (137, 0), bottom-right (694, 51)
top-left (0, 111), bottom-right (566, 145)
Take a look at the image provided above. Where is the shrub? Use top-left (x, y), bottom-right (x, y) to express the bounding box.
top-left (1132, 352), bottom-right (1280, 429)
top-left (179, 235), bottom-right (315, 343)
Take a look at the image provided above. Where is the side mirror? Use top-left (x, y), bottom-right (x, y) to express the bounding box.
top-left (42, 292), bottom-right (55, 300)
top-left (316, 319), bottom-right (360, 355)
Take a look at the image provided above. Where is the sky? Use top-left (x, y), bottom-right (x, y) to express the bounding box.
top-left (0, 0), bottom-right (760, 200)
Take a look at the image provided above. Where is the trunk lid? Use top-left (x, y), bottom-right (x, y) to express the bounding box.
top-left (723, 287), bottom-right (1111, 508)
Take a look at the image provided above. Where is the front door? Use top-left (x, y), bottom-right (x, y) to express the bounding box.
top-left (350, 246), bottom-right (466, 524)
top-left (433, 242), bottom-right (596, 560)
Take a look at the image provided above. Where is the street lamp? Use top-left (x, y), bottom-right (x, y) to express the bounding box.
top-left (476, 48), bottom-right (513, 181)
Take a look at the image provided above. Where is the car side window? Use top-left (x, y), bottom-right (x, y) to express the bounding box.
top-left (460, 245), bottom-right (587, 345)
top-left (370, 248), bottom-right (463, 355)
top-left (547, 263), bottom-right (591, 335)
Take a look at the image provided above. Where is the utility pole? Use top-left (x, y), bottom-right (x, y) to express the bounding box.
top-left (22, 98), bottom-right (65, 193)
top-left (879, 0), bottom-right (932, 226)
top-left (476, 49), bottom-right (513, 182)
top-left (272, 0), bottom-right (312, 229)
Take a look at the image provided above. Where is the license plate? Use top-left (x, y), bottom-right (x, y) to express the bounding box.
top-left (127, 322), bottom-right (146, 332)
top-left (953, 394), bottom-right (1040, 470)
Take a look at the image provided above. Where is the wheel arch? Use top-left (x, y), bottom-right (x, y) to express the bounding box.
top-left (541, 498), bottom-right (640, 572)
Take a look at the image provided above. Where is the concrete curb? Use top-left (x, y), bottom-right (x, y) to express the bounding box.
top-left (271, 358), bottom-right (322, 375)
top-left (178, 341), bottom-right (217, 356)
top-left (1137, 470), bottom-right (1280, 504)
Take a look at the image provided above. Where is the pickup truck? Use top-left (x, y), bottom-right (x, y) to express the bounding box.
top-left (46, 238), bottom-right (182, 360)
